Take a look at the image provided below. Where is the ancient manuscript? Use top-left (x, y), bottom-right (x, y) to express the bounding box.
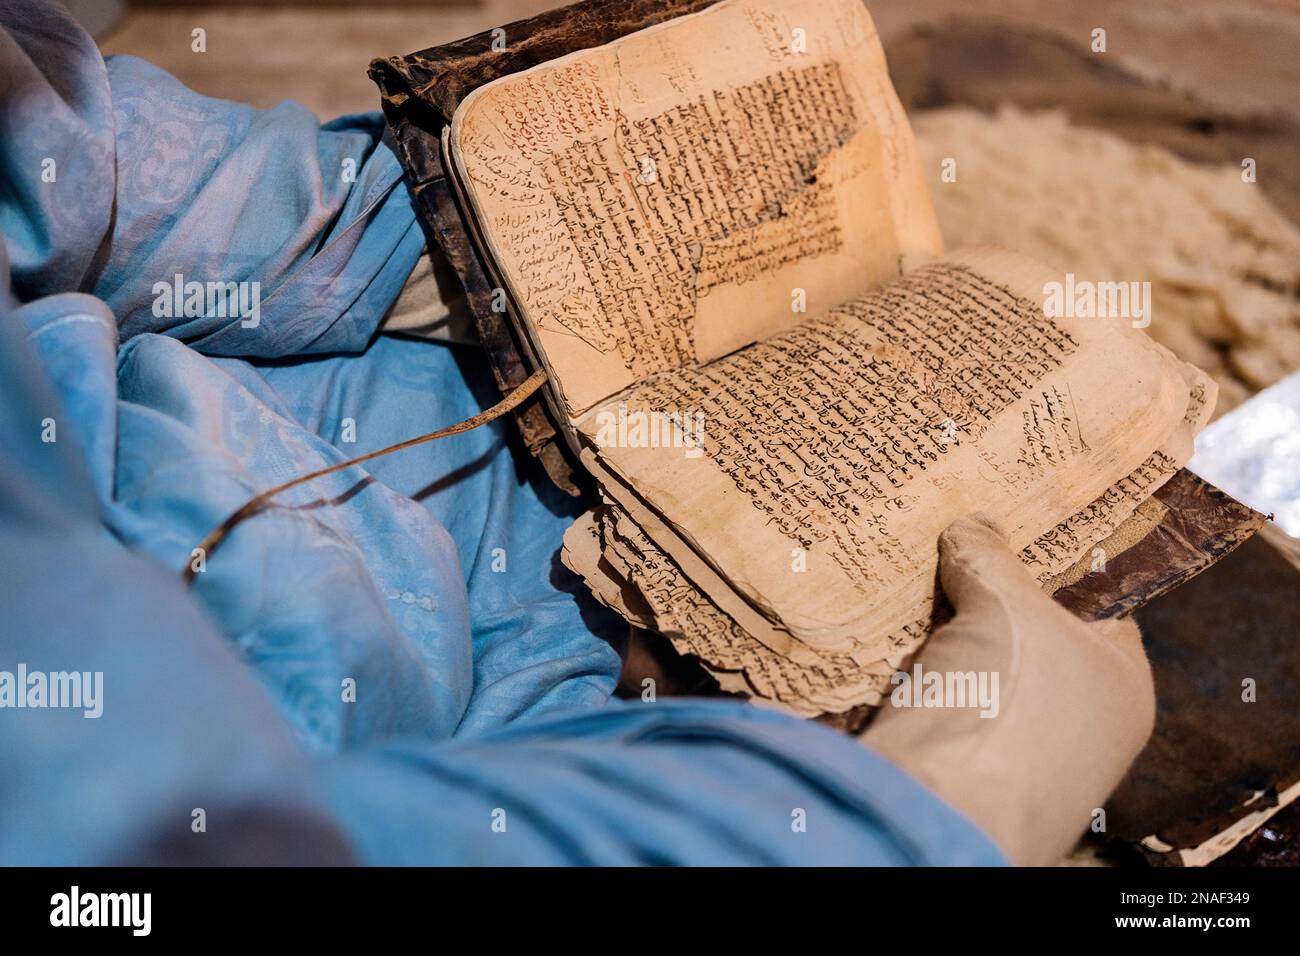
top-left (442, 0), bottom-right (1214, 714)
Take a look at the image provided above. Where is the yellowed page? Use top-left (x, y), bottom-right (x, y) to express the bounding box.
top-left (577, 248), bottom-right (1193, 654)
top-left (1020, 361), bottom-right (1214, 581)
top-left (450, 0), bottom-right (941, 416)
top-left (564, 370), bottom-right (1210, 714)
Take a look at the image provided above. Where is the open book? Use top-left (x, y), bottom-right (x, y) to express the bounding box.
top-left (372, 0), bottom-right (1246, 716)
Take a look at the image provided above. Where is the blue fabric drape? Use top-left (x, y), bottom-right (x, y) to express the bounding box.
top-left (0, 0), bottom-right (1003, 865)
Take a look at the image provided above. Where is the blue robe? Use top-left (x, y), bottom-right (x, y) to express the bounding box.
top-left (0, 0), bottom-right (1002, 865)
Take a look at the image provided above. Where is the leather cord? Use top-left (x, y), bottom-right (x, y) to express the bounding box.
top-left (182, 368), bottom-right (548, 584)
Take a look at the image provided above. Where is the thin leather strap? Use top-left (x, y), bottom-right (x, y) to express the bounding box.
top-left (182, 368), bottom-right (548, 584)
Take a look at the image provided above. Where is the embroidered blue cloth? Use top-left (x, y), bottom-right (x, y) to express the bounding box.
top-left (0, 0), bottom-right (1003, 865)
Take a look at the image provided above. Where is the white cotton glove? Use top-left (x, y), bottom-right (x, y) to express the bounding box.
top-left (861, 513), bottom-right (1156, 866)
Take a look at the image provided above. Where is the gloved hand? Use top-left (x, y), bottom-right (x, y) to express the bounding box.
top-left (861, 513), bottom-right (1156, 866)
